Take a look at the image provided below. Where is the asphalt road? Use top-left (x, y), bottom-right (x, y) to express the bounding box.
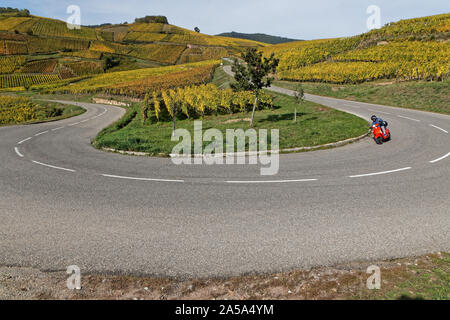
top-left (0, 82), bottom-right (449, 278)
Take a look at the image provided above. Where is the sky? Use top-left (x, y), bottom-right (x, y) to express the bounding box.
top-left (3, 0), bottom-right (449, 39)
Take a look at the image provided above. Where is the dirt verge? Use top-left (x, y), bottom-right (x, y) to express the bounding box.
top-left (1, 252), bottom-right (448, 300)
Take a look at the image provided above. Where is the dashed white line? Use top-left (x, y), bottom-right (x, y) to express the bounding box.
top-left (397, 115), bottom-right (420, 122)
top-left (429, 124), bottom-right (448, 134)
top-left (34, 130), bottom-right (49, 136)
top-left (17, 137), bottom-right (32, 145)
top-left (349, 167), bottom-right (412, 178)
top-left (429, 152), bottom-right (450, 164)
top-left (31, 160), bottom-right (76, 172)
top-left (52, 127), bottom-right (64, 131)
top-left (101, 174), bottom-right (184, 183)
top-left (226, 179), bottom-right (318, 184)
top-left (68, 122), bottom-right (81, 126)
top-left (14, 147), bottom-right (24, 158)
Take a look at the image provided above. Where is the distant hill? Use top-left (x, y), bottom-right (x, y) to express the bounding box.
top-left (0, 9), bottom-right (265, 89)
top-left (217, 32), bottom-right (299, 44)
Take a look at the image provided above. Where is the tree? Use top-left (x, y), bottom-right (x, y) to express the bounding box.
top-left (194, 27), bottom-right (200, 33)
top-left (17, 9), bottom-right (30, 17)
top-left (141, 93), bottom-right (151, 124)
top-left (293, 84), bottom-right (304, 124)
top-left (231, 48), bottom-right (279, 126)
top-left (102, 55), bottom-right (120, 71)
top-left (135, 16), bottom-right (168, 24)
top-left (152, 92), bottom-right (161, 121)
top-left (162, 89), bottom-right (181, 137)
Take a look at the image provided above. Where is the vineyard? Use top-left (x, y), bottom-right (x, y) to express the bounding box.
top-left (61, 50), bottom-right (103, 59)
top-left (20, 59), bottom-right (57, 73)
top-left (0, 55), bottom-right (26, 73)
top-left (145, 84), bottom-right (274, 121)
top-left (0, 10), bottom-right (264, 88)
top-left (126, 22), bottom-right (264, 48)
top-left (178, 47), bottom-right (229, 64)
top-left (280, 41), bottom-right (450, 83)
top-left (0, 95), bottom-right (36, 124)
top-left (0, 73), bottom-right (60, 88)
top-left (0, 17), bottom-right (32, 31)
top-left (106, 64), bottom-right (216, 97)
top-left (28, 18), bottom-right (98, 40)
top-left (361, 13), bottom-right (450, 42)
top-left (27, 37), bottom-right (90, 54)
top-left (0, 32), bottom-right (26, 41)
top-left (4, 40), bottom-right (28, 55)
top-left (0, 94), bottom-right (83, 125)
top-left (46, 60), bottom-right (220, 94)
top-left (263, 37), bottom-right (361, 71)
top-left (0, 16), bottom-right (98, 40)
top-left (126, 43), bottom-right (186, 64)
top-left (266, 13), bottom-right (450, 83)
top-left (0, 11), bottom-right (447, 92)
top-left (63, 61), bottom-right (104, 76)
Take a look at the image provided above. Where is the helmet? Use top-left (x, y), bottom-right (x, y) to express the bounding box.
top-left (371, 115), bottom-right (377, 122)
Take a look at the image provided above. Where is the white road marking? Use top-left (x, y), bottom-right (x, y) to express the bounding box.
top-left (101, 174), bottom-right (184, 183)
top-left (97, 108), bottom-right (108, 117)
top-left (34, 130), bottom-right (49, 136)
top-left (68, 122), bottom-right (81, 126)
top-left (368, 109), bottom-right (391, 115)
top-left (397, 115), bottom-right (420, 122)
top-left (14, 147), bottom-right (24, 158)
top-left (429, 124), bottom-right (448, 134)
top-left (429, 152), bottom-right (450, 164)
top-left (226, 179), bottom-right (318, 184)
top-left (17, 137), bottom-right (32, 145)
top-left (349, 167), bottom-right (412, 178)
top-left (52, 127), bottom-right (64, 131)
top-left (31, 160), bottom-right (76, 172)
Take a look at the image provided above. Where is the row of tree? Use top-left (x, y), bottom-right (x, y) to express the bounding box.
top-left (0, 7), bottom-right (30, 17)
top-left (141, 84), bottom-right (275, 136)
top-left (140, 48), bottom-right (306, 136)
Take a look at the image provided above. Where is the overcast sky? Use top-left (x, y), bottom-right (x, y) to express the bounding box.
top-left (4, 0), bottom-right (449, 39)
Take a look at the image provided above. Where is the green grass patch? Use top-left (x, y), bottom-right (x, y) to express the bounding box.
top-left (356, 252), bottom-right (450, 300)
top-left (211, 65), bottom-right (236, 89)
top-left (93, 91), bottom-right (368, 156)
top-left (273, 79), bottom-right (450, 114)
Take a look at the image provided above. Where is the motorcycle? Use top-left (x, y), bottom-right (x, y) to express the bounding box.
top-left (371, 122), bottom-right (391, 145)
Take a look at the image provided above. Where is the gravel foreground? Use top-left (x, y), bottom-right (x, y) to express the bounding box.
top-left (1, 252), bottom-right (448, 300)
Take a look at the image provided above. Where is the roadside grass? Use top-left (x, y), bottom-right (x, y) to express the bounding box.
top-left (211, 66), bottom-right (236, 89)
top-left (93, 91), bottom-right (368, 156)
top-left (2, 252), bottom-right (447, 300)
top-left (15, 91), bottom-right (100, 103)
top-left (354, 252), bottom-right (450, 300)
top-left (273, 79), bottom-right (450, 115)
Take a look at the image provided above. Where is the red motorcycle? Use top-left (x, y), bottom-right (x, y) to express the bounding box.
top-left (371, 122), bottom-right (391, 145)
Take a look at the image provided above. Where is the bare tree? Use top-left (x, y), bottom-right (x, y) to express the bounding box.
top-left (293, 84), bottom-right (304, 124)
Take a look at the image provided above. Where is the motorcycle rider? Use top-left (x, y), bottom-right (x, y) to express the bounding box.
top-left (371, 115), bottom-right (387, 134)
